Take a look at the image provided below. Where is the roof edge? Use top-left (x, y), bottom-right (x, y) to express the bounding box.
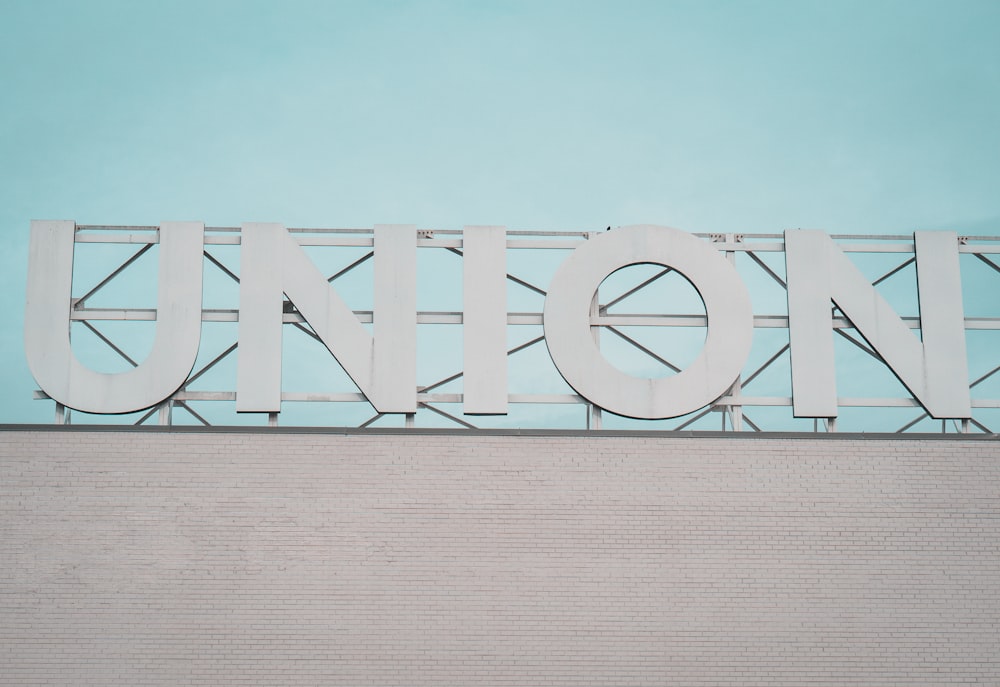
top-left (0, 423), bottom-right (996, 441)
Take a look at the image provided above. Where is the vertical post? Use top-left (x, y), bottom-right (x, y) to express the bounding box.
top-left (158, 401), bottom-right (172, 426)
top-left (55, 403), bottom-right (66, 425)
top-left (268, 412), bottom-right (278, 427)
top-left (405, 413), bottom-right (415, 428)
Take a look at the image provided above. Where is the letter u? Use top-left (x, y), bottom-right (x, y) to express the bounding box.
top-left (24, 220), bottom-right (204, 413)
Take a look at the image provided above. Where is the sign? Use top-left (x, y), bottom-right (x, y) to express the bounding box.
top-left (25, 221), bottom-right (990, 428)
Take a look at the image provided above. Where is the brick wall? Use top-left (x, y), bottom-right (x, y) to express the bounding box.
top-left (1, 428), bottom-right (998, 686)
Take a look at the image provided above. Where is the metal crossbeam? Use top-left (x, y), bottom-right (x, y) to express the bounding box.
top-left (184, 343), bottom-right (238, 388)
top-left (744, 251), bottom-right (786, 289)
top-left (327, 251), bottom-right (373, 283)
top-left (872, 257), bottom-right (915, 286)
top-left (601, 267), bottom-right (672, 312)
top-left (605, 326), bottom-right (682, 373)
top-left (75, 243), bottom-right (153, 306)
top-left (742, 344), bottom-right (790, 389)
top-left (204, 250), bottom-right (240, 284)
top-left (419, 402), bottom-right (478, 429)
top-left (81, 321), bottom-right (138, 367)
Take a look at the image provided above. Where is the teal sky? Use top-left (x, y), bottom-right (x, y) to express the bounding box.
top-left (2, 0), bottom-right (999, 425)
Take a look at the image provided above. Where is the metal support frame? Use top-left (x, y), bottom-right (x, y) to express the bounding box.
top-left (37, 224), bottom-right (1000, 433)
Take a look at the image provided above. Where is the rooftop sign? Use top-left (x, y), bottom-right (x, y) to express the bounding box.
top-left (24, 221), bottom-right (1000, 432)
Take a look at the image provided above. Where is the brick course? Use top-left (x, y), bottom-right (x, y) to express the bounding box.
top-left (1, 428), bottom-right (998, 685)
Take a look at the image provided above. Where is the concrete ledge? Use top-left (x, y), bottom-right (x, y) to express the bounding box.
top-left (1, 422), bottom-right (997, 441)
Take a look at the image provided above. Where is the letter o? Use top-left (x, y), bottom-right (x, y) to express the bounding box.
top-left (543, 225), bottom-right (753, 419)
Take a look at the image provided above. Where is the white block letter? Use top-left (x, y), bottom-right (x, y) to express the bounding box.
top-left (25, 220), bottom-right (204, 413)
top-left (463, 226), bottom-right (508, 414)
top-left (237, 223), bottom-right (416, 413)
top-left (784, 229), bottom-right (970, 419)
top-left (543, 225), bottom-right (753, 419)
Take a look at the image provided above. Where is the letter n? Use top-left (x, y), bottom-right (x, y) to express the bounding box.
top-left (237, 223), bottom-right (416, 413)
top-left (785, 230), bottom-right (970, 419)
